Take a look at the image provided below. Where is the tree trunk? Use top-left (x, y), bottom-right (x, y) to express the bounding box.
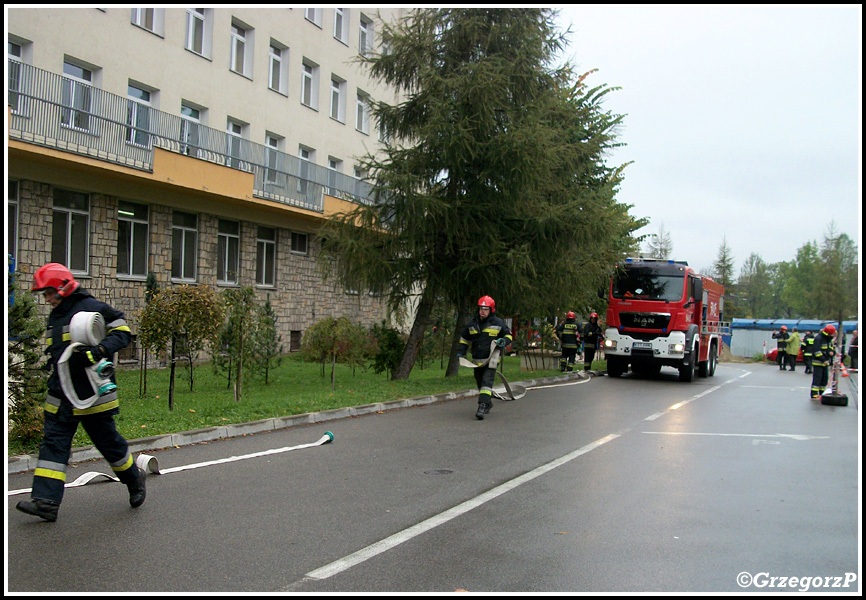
top-left (392, 282), bottom-right (437, 380)
top-left (445, 306), bottom-right (473, 377)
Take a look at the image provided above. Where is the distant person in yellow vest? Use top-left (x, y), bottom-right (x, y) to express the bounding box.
top-left (785, 327), bottom-right (801, 371)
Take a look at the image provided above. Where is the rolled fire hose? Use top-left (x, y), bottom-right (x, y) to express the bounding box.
top-left (7, 432), bottom-right (334, 497)
top-left (56, 311), bottom-right (116, 409)
top-left (458, 341), bottom-right (524, 401)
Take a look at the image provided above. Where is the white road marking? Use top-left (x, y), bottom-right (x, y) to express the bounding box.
top-left (294, 433), bottom-right (620, 585)
top-left (642, 431), bottom-right (829, 440)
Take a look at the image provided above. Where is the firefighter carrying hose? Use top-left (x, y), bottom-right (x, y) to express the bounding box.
top-left (15, 263), bottom-right (146, 522)
top-left (456, 296), bottom-right (513, 420)
top-left (555, 311), bottom-right (581, 372)
top-left (810, 323), bottom-right (836, 399)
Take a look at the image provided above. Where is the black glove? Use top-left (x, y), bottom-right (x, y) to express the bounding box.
top-left (68, 345), bottom-right (104, 370)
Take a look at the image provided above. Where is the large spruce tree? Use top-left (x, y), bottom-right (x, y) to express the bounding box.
top-left (319, 8), bottom-right (644, 379)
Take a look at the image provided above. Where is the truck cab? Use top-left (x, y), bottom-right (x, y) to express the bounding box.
top-left (603, 258), bottom-right (728, 381)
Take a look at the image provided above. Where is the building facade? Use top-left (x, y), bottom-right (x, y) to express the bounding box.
top-left (7, 7), bottom-right (403, 360)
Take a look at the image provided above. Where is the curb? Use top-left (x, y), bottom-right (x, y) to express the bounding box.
top-left (7, 370), bottom-right (597, 474)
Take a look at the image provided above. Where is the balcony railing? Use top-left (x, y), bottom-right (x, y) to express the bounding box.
top-left (7, 60), bottom-right (375, 212)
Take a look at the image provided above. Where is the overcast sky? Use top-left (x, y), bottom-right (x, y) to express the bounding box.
top-left (555, 4), bottom-right (861, 275)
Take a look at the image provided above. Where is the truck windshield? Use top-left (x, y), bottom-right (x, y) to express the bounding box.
top-left (612, 267), bottom-right (685, 302)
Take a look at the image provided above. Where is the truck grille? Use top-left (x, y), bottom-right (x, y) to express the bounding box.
top-left (619, 312), bottom-right (671, 330)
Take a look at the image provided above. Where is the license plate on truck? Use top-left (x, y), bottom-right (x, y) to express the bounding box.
top-left (632, 342), bottom-right (652, 350)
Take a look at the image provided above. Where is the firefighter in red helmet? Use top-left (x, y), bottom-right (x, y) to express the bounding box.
top-left (456, 296), bottom-right (512, 420)
top-left (555, 311), bottom-right (580, 372)
top-left (810, 323), bottom-right (837, 399)
top-left (16, 263), bottom-right (145, 522)
top-left (582, 312), bottom-right (603, 371)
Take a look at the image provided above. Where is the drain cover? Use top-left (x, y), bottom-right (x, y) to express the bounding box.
top-left (424, 469), bottom-right (453, 475)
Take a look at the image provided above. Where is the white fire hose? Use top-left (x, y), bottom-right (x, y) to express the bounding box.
top-left (56, 311), bottom-right (116, 409)
top-left (459, 341), bottom-right (524, 401)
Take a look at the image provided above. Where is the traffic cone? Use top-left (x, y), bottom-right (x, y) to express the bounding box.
top-left (841, 364), bottom-right (849, 377)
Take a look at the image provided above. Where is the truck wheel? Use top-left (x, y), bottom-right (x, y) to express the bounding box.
top-left (607, 357), bottom-right (624, 378)
top-left (679, 347), bottom-right (695, 382)
top-left (707, 344), bottom-right (717, 376)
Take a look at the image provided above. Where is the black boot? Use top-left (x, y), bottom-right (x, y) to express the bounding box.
top-left (16, 498), bottom-right (60, 522)
top-left (475, 400), bottom-right (492, 420)
top-left (127, 467), bottom-right (146, 508)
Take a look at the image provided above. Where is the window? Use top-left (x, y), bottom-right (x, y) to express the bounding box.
top-left (180, 102), bottom-right (201, 156)
top-left (217, 219), bottom-right (240, 284)
top-left (301, 60), bottom-right (319, 109)
top-left (265, 134), bottom-right (283, 185)
top-left (330, 76), bottom-right (345, 122)
top-left (334, 8), bottom-right (348, 43)
top-left (298, 146), bottom-right (314, 195)
top-left (117, 201), bottom-right (149, 278)
top-left (52, 189), bottom-right (90, 274)
top-left (185, 8), bottom-right (208, 56)
top-left (291, 231), bottom-right (308, 255)
top-left (8, 181), bottom-right (19, 263)
top-left (256, 226), bottom-right (276, 287)
top-left (304, 8), bottom-right (322, 27)
top-left (269, 42), bottom-right (288, 95)
top-left (327, 158), bottom-right (342, 197)
top-left (8, 41), bottom-right (27, 115)
top-left (131, 8), bottom-right (164, 34)
top-left (359, 15), bottom-right (373, 56)
top-left (171, 211), bottom-right (197, 281)
top-left (126, 83), bottom-right (152, 147)
top-left (226, 119), bottom-right (245, 169)
top-left (61, 60), bottom-right (94, 132)
top-left (229, 20), bottom-right (254, 77)
top-left (356, 91), bottom-right (370, 134)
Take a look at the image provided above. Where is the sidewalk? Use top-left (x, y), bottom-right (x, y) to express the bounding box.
top-left (8, 370), bottom-right (596, 474)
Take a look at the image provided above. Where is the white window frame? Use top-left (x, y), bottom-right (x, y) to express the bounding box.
top-left (131, 8), bottom-right (164, 35)
top-left (217, 219), bottom-right (240, 285)
top-left (301, 60), bottom-right (319, 110)
top-left (327, 157), bottom-right (342, 197)
top-left (298, 146), bottom-right (315, 195)
top-left (61, 60), bottom-right (95, 132)
top-left (185, 8), bottom-right (211, 57)
top-left (180, 102), bottom-right (201, 157)
top-left (117, 200), bottom-right (149, 279)
top-left (330, 75), bottom-right (345, 122)
top-left (171, 211), bottom-right (198, 282)
top-left (356, 91), bottom-right (370, 135)
top-left (304, 8), bottom-right (322, 27)
top-left (52, 189), bottom-right (90, 275)
top-left (226, 119), bottom-right (246, 169)
top-left (334, 8), bottom-right (348, 44)
top-left (268, 42), bottom-right (288, 95)
top-left (359, 15), bottom-right (373, 56)
top-left (230, 23), bottom-right (246, 75)
top-left (8, 41), bottom-right (28, 116)
top-left (256, 226), bottom-right (277, 287)
top-left (126, 83), bottom-right (152, 147)
top-left (265, 134), bottom-right (283, 185)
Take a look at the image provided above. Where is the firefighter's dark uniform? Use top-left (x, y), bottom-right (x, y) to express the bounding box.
top-left (810, 330), bottom-right (835, 399)
top-left (457, 312), bottom-right (512, 417)
top-left (556, 318), bottom-right (580, 372)
top-left (582, 318), bottom-right (603, 371)
top-left (772, 329), bottom-right (789, 370)
top-left (30, 288), bottom-right (142, 507)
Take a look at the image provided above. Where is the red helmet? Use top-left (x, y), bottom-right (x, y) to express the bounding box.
top-left (32, 263), bottom-right (79, 298)
top-left (589, 312), bottom-right (598, 320)
top-left (822, 324), bottom-right (837, 336)
top-left (780, 325), bottom-right (788, 331)
top-left (567, 311), bottom-right (576, 319)
top-left (478, 295), bottom-right (495, 313)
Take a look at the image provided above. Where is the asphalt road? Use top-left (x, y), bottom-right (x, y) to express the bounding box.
top-left (6, 363), bottom-right (860, 593)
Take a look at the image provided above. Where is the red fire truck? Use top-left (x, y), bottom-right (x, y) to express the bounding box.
top-left (602, 258), bottom-right (729, 382)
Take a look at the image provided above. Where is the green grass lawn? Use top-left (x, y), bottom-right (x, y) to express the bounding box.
top-left (12, 354), bottom-right (596, 455)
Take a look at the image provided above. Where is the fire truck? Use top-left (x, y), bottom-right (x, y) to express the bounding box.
top-left (602, 258), bottom-right (729, 382)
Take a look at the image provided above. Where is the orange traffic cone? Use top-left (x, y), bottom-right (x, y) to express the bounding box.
top-left (841, 364), bottom-right (849, 377)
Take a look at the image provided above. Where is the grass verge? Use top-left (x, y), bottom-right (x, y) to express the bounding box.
top-left (10, 354), bottom-right (600, 456)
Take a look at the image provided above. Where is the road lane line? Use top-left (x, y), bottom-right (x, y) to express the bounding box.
top-left (293, 433), bottom-right (620, 585)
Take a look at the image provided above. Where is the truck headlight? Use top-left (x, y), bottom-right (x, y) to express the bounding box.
top-left (604, 339), bottom-right (617, 351)
top-left (669, 343), bottom-right (685, 354)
